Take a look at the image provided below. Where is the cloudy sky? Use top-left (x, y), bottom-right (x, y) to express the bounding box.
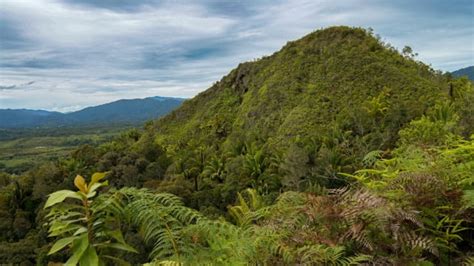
top-left (0, 0), bottom-right (473, 112)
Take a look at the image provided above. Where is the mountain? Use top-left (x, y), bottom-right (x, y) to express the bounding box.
top-left (152, 26), bottom-right (471, 153)
top-left (0, 109), bottom-right (66, 128)
top-left (0, 96), bottom-right (185, 128)
top-left (66, 96), bottom-right (185, 124)
top-left (452, 66), bottom-right (474, 81)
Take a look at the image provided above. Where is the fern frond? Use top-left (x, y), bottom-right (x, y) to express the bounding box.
top-left (399, 231), bottom-right (438, 257)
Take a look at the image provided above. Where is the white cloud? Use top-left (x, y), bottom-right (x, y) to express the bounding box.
top-left (1, 0), bottom-right (235, 47)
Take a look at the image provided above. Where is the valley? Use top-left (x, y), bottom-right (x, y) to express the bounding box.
top-left (0, 125), bottom-right (130, 174)
top-left (0, 96), bottom-right (185, 174)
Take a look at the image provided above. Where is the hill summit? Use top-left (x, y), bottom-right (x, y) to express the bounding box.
top-left (153, 26), bottom-right (470, 156)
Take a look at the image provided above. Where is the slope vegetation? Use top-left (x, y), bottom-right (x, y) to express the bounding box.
top-left (154, 26), bottom-right (472, 178)
top-left (158, 27), bottom-right (454, 145)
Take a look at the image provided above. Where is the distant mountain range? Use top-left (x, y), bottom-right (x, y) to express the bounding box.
top-left (452, 66), bottom-right (474, 81)
top-left (0, 96), bottom-right (185, 128)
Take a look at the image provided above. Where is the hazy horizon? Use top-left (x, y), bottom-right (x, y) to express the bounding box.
top-left (0, 95), bottom-right (189, 113)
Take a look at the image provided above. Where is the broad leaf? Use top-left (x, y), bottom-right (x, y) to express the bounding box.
top-left (73, 227), bottom-right (88, 236)
top-left (87, 191), bottom-right (97, 199)
top-left (65, 235), bottom-right (89, 266)
top-left (104, 242), bottom-right (138, 253)
top-left (107, 230), bottom-right (126, 244)
top-left (74, 175), bottom-right (88, 193)
top-left (90, 172), bottom-right (107, 187)
top-left (48, 236), bottom-right (78, 255)
top-left (79, 246), bottom-right (99, 266)
top-left (49, 224), bottom-right (82, 237)
top-left (89, 180), bottom-right (109, 195)
top-left (44, 190), bottom-right (82, 209)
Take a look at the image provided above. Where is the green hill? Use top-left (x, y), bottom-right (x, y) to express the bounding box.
top-left (158, 27), bottom-right (445, 144)
top-left (153, 27), bottom-right (471, 176)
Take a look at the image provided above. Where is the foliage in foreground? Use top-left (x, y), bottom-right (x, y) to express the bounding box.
top-left (44, 131), bottom-right (473, 265)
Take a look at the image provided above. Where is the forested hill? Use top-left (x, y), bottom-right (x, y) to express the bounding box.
top-left (0, 96), bottom-right (185, 128)
top-left (1, 26), bottom-right (473, 265)
top-left (154, 26), bottom-right (472, 154)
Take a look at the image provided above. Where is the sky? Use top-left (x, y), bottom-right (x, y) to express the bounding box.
top-left (0, 0), bottom-right (473, 112)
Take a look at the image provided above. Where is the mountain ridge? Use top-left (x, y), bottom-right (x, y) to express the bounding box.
top-left (452, 65), bottom-right (474, 81)
top-left (152, 26), bottom-right (470, 149)
top-left (145, 26), bottom-right (473, 193)
top-left (0, 96), bottom-right (186, 128)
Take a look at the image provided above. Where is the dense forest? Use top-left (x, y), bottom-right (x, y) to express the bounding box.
top-left (0, 26), bottom-right (473, 265)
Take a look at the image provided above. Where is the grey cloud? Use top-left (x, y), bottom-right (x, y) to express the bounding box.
top-left (0, 85), bottom-right (16, 90)
top-left (0, 80), bottom-right (35, 90)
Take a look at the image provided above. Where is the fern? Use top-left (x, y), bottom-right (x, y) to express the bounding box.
top-left (114, 188), bottom-right (203, 261)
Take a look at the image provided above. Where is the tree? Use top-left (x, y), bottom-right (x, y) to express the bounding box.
top-left (188, 146), bottom-right (208, 191)
top-left (402, 45), bottom-right (418, 58)
top-left (243, 143), bottom-right (270, 190)
top-left (402, 45), bottom-right (413, 57)
top-left (202, 156), bottom-right (226, 183)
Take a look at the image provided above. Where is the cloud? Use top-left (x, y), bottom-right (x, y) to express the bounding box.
top-left (0, 80), bottom-right (35, 90)
top-left (1, 0), bottom-right (235, 47)
top-left (0, 85), bottom-right (16, 90)
top-left (0, 0), bottom-right (472, 111)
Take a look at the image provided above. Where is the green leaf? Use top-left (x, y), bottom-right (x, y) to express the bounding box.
top-left (48, 236), bottom-right (78, 255)
top-left (79, 246), bottom-right (99, 266)
top-left (87, 190), bottom-right (97, 199)
top-left (65, 235), bottom-right (89, 266)
top-left (104, 242), bottom-right (138, 253)
top-left (89, 180), bottom-right (109, 195)
top-left (49, 224), bottom-right (82, 237)
top-left (44, 190), bottom-right (82, 209)
top-left (106, 230), bottom-right (126, 244)
top-left (73, 227), bottom-right (88, 236)
top-left (90, 172), bottom-right (107, 188)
